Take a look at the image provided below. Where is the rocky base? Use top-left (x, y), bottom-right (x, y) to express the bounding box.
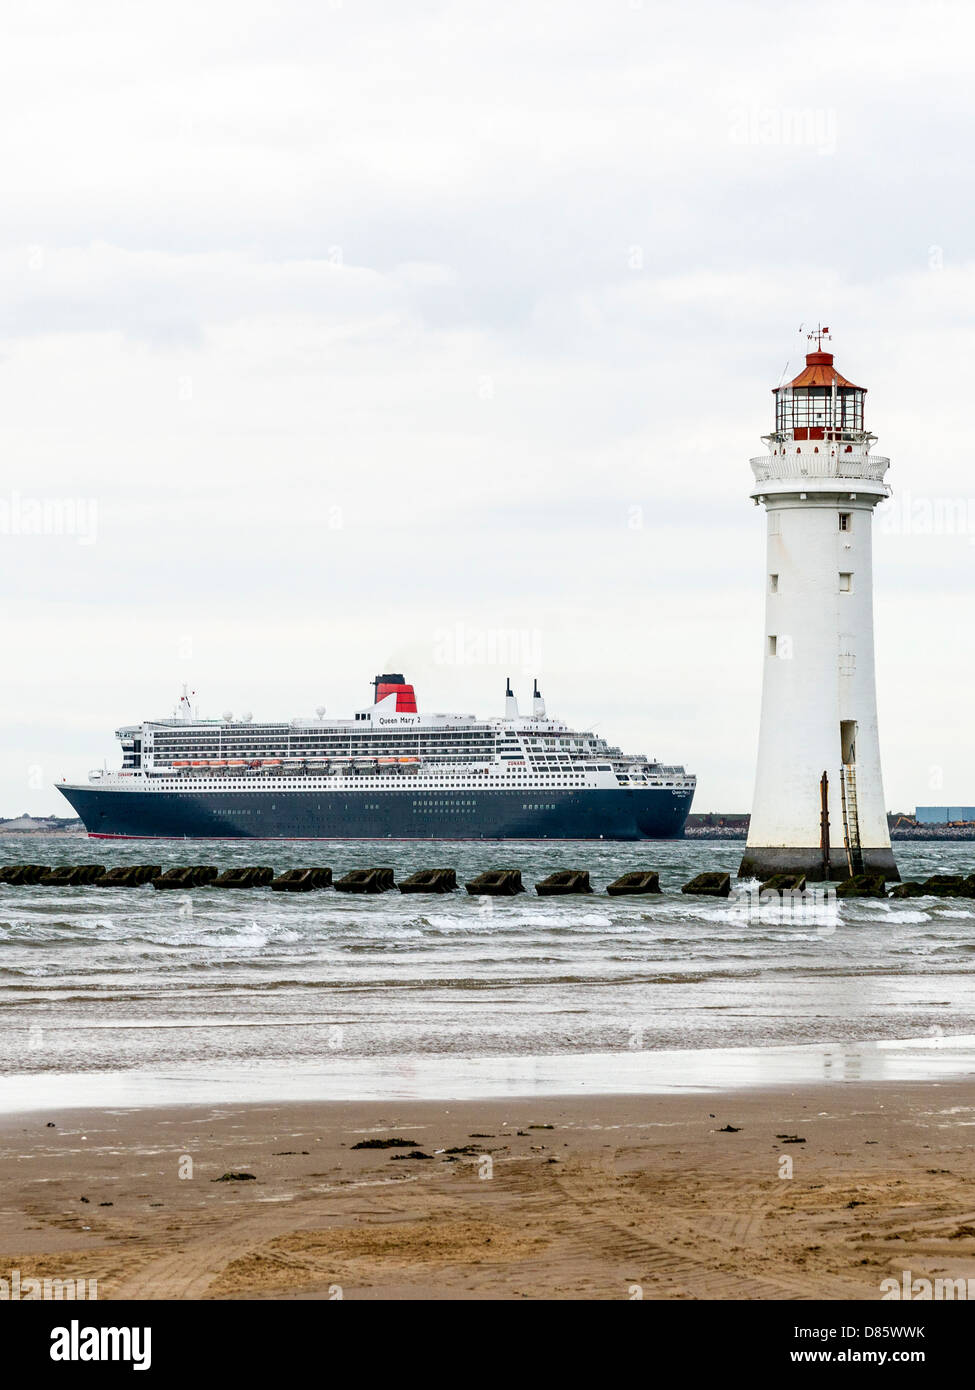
top-left (738, 845), bottom-right (900, 883)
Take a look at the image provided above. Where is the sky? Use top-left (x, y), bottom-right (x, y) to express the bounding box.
top-left (1, 0), bottom-right (973, 816)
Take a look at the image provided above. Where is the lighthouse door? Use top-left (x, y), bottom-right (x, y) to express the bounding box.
top-left (840, 720), bottom-right (858, 766)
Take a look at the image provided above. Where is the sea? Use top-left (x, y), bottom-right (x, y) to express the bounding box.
top-left (1, 836), bottom-right (973, 1108)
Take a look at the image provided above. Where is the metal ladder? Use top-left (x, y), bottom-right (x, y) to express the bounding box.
top-left (840, 764), bottom-right (864, 876)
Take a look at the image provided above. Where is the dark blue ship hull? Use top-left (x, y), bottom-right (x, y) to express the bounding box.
top-left (58, 785), bottom-right (693, 841)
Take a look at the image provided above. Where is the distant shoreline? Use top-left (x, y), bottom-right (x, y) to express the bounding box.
top-left (686, 826), bottom-right (975, 842)
top-left (0, 818), bottom-right (85, 835)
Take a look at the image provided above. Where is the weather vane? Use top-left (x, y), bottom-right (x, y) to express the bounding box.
top-left (806, 323), bottom-right (831, 350)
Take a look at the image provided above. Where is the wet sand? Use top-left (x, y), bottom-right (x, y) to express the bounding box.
top-left (2, 1081), bottom-right (975, 1300)
top-left (7, 1038), bottom-right (975, 1112)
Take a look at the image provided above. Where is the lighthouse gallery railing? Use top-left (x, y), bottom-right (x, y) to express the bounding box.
top-left (750, 454), bottom-right (890, 483)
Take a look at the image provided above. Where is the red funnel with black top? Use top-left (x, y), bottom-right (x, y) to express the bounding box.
top-left (372, 674), bottom-right (417, 712)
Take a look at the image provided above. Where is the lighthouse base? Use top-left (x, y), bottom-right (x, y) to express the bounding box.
top-left (738, 845), bottom-right (900, 883)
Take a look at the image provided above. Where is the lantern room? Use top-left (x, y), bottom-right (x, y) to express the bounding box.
top-left (773, 349), bottom-right (866, 442)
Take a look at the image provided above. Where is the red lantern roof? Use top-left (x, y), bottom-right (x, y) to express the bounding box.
top-left (779, 350), bottom-right (864, 392)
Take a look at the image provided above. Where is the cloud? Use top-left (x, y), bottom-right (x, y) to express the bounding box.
top-left (1, 0), bottom-right (974, 813)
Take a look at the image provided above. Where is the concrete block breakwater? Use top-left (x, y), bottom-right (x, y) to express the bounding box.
top-left (1, 864), bottom-right (973, 899)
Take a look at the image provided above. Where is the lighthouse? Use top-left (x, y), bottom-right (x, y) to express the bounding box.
top-left (739, 329), bottom-right (899, 882)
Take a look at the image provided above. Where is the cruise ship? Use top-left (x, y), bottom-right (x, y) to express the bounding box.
top-left (57, 675), bottom-right (696, 840)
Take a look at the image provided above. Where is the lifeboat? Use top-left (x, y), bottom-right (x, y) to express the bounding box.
top-left (173, 761), bottom-right (190, 768)
top-left (191, 761), bottom-right (207, 767)
top-left (211, 760), bottom-right (228, 767)
top-left (398, 757), bottom-right (419, 764)
top-left (228, 760), bottom-right (246, 767)
top-left (264, 759), bottom-right (282, 767)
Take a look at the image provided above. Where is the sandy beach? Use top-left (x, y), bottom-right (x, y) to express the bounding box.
top-left (2, 1080), bottom-right (974, 1300)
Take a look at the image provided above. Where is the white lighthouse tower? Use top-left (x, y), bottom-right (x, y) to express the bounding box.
top-left (740, 329), bottom-right (899, 882)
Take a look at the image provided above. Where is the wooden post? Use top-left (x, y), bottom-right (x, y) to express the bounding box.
top-left (820, 771), bottom-right (831, 880)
